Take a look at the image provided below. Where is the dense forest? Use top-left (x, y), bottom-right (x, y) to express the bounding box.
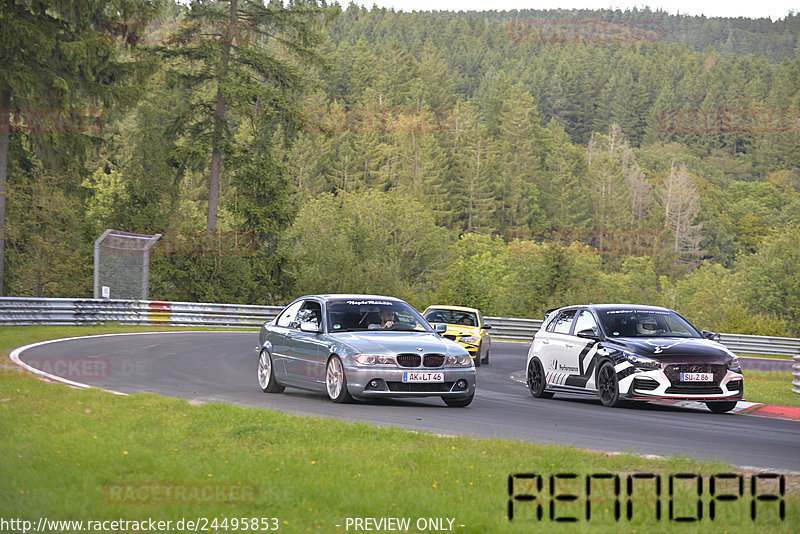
top-left (2, 1), bottom-right (800, 335)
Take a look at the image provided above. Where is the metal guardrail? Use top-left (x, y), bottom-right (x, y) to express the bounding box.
top-left (0, 297), bottom-right (281, 328)
top-left (793, 354), bottom-right (800, 396)
top-left (483, 316), bottom-right (542, 341)
top-left (716, 333), bottom-right (800, 357)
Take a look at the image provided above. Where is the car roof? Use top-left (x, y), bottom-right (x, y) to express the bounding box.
top-left (312, 294), bottom-right (405, 302)
top-left (589, 304), bottom-right (674, 312)
top-left (554, 304), bottom-right (675, 313)
top-left (423, 305), bottom-right (480, 313)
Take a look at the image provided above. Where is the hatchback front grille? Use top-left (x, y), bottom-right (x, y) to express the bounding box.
top-left (664, 363), bottom-right (725, 384)
top-left (665, 385), bottom-right (723, 395)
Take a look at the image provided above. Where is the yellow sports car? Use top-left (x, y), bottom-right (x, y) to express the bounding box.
top-left (422, 305), bottom-right (492, 367)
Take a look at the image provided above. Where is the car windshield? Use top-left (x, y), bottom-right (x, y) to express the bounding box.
top-left (597, 309), bottom-right (701, 338)
top-left (423, 309), bottom-right (477, 327)
top-left (327, 299), bottom-right (431, 333)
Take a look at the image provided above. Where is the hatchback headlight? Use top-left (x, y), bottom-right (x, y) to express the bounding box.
top-left (726, 355), bottom-right (740, 370)
top-left (447, 354), bottom-right (473, 366)
top-left (623, 351), bottom-right (660, 369)
top-left (459, 335), bottom-right (480, 344)
top-left (354, 353), bottom-right (395, 365)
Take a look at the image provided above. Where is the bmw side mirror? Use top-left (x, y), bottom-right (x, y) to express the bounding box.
top-left (434, 323), bottom-right (447, 334)
top-left (300, 321), bottom-right (321, 333)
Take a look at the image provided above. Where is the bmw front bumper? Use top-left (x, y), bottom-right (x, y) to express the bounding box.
top-left (342, 365), bottom-right (477, 399)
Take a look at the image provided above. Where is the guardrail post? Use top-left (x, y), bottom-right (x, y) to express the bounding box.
top-left (792, 352), bottom-right (800, 396)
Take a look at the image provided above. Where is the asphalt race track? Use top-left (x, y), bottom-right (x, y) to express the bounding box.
top-left (15, 332), bottom-right (800, 473)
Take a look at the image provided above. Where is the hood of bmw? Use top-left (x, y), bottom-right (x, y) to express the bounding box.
top-left (331, 331), bottom-right (467, 356)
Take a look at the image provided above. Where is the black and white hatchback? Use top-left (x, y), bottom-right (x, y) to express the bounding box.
top-left (526, 304), bottom-right (744, 413)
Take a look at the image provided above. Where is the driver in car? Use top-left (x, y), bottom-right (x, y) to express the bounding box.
top-left (636, 316), bottom-right (663, 335)
top-left (380, 309), bottom-right (396, 329)
top-left (369, 309), bottom-right (395, 329)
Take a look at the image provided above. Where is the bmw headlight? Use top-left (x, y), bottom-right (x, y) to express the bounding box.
top-left (354, 354), bottom-right (395, 365)
top-left (623, 351), bottom-right (660, 369)
top-left (447, 354), bottom-right (473, 366)
top-left (459, 335), bottom-right (480, 344)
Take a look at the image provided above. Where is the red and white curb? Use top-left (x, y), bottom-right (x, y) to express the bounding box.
top-left (510, 371), bottom-right (800, 421)
top-left (650, 398), bottom-right (800, 420)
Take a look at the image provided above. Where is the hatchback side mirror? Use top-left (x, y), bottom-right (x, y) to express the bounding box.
top-left (701, 330), bottom-right (718, 340)
top-left (576, 328), bottom-right (601, 340)
top-left (481, 324), bottom-right (492, 330)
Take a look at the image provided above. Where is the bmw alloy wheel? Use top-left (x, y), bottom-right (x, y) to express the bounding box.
top-left (258, 349), bottom-right (284, 393)
top-left (326, 356), bottom-right (353, 403)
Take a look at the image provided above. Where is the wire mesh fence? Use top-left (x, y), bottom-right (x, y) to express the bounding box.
top-left (93, 229), bottom-right (161, 300)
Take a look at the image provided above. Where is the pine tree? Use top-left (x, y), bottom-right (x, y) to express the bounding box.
top-left (157, 0), bottom-right (331, 231)
top-left (0, 0), bottom-right (162, 293)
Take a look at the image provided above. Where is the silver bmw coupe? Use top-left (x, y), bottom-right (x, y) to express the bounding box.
top-left (256, 294), bottom-right (476, 406)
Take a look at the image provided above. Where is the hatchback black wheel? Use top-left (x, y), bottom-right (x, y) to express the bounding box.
top-left (705, 400), bottom-right (738, 413)
top-left (527, 358), bottom-right (554, 398)
top-left (597, 362), bottom-right (620, 407)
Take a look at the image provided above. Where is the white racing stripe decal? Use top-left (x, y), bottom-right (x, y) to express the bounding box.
top-left (582, 345), bottom-right (598, 374)
top-left (547, 372), bottom-right (569, 386)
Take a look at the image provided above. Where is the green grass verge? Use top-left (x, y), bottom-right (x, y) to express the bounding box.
top-left (1, 326), bottom-right (798, 533)
top-left (743, 370), bottom-right (800, 408)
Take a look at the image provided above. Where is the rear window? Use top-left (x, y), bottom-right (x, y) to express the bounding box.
top-left (549, 310), bottom-right (577, 334)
